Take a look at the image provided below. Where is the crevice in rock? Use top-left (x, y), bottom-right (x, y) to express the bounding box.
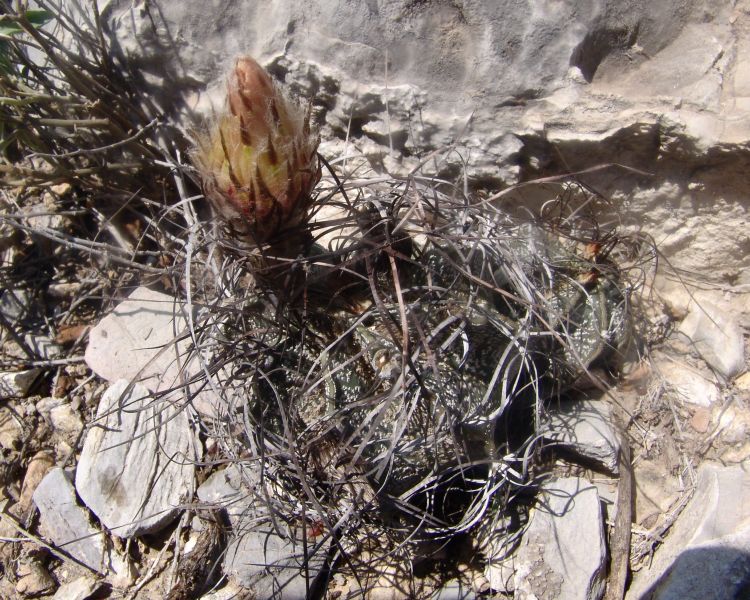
top-left (570, 23), bottom-right (640, 83)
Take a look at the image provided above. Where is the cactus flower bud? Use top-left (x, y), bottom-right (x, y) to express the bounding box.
top-left (193, 57), bottom-right (320, 245)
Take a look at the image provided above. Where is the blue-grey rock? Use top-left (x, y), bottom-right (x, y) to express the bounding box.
top-left (33, 468), bottom-right (110, 573)
top-left (75, 379), bottom-right (197, 537)
top-left (513, 477), bottom-right (606, 600)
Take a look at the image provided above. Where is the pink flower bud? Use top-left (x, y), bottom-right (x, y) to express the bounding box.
top-left (194, 57), bottom-right (320, 245)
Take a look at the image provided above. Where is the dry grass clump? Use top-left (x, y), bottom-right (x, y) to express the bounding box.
top-left (0, 2), bottom-right (657, 597)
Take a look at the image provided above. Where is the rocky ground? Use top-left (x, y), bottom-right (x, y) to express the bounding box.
top-left (0, 173), bottom-right (748, 600)
top-left (1, 0), bottom-right (749, 599)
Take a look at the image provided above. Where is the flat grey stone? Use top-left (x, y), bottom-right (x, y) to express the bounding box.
top-left (514, 477), bottom-right (606, 600)
top-left (84, 286), bottom-right (221, 417)
top-left (543, 399), bottom-right (620, 474)
top-left (224, 525), bottom-right (328, 596)
top-left (677, 300), bottom-right (745, 380)
top-left (196, 463), bottom-right (259, 526)
top-left (75, 379), bottom-right (196, 537)
top-left (52, 576), bottom-right (103, 600)
top-left (198, 463), bottom-right (328, 593)
top-left (32, 467), bottom-right (110, 573)
top-left (627, 462), bottom-right (750, 600)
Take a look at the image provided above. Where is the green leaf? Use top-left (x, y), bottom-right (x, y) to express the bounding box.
top-left (0, 23), bottom-right (24, 36)
top-left (0, 10), bottom-right (53, 36)
top-left (24, 10), bottom-right (54, 28)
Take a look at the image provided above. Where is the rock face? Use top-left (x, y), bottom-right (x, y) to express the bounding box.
top-left (75, 379), bottom-right (196, 537)
top-left (513, 477), bottom-right (607, 600)
top-left (103, 0), bottom-right (750, 298)
top-left (627, 462), bottom-right (750, 600)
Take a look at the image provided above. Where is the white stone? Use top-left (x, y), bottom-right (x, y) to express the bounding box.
top-left (75, 379), bottom-right (197, 537)
top-left (626, 462), bottom-right (750, 600)
top-left (677, 299), bottom-right (745, 380)
top-left (0, 369), bottom-right (41, 399)
top-left (49, 403), bottom-right (84, 438)
top-left (485, 556), bottom-right (514, 595)
top-left (513, 477), bottom-right (606, 600)
top-left (198, 581), bottom-right (248, 600)
top-left (543, 399), bottom-right (621, 474)
top-left (0, 288), bottom-right (29, 321)
top-left (32, 468), bottom-right (111, 573)
top-left (716, 404), bottom-right (750, 445)
top-left (657, 358), bottom-right (720, 407)
top-left (431, 578), bottom-right (476, 599)
top-left (0, 407), bottom-right (23, 449)
top-left (84, 286), bottom-right (221, 417)
top-left (36, 397), bottom-right (84, 438)
top-left (24, 334), bottom-right (60, 361)
top-left (52, 576), bottom-right (103, 600)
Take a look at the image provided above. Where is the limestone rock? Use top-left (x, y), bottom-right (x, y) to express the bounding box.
top-left (627, 462), bottom-right (750, 600)
top-left (32, 467), bottom-right (110, 573)
top-left (0, 288), bottom-right (29, 321)
top-left (676, 300), bottom-right (745, 380)
top-left (52, 576), bottom-right (103, 600)
top-left (514, 477), bottom-right (606, 600)
top-left (48, 403), bottom-right (84, 439)
top-left (15, 560), bottom-right (56, 597)
top-left (0, 369), bottom-right (40, 399)
top-left (75, 379), bottom-right (196, 537)
top-left (224, 526), bottom-right (328, 595)
top-left (716, 404), bottom-right (750, 445)
top-left (18, 451), bottom-right (55, 514)
top-left (36, 398), bottom-right (83, 442)
top-left (431, 579), bottom-right (476, 599)
top-left (84, 286), bottom-right (220, 417)
top-left (543, 399), bottom-right (621, 474)
top-left (197, 462), bottom-right (326, 592)
top-left (0, 406), bottom-right (23, 449)
top-left (485, 556), bottom-right (514, 595)
top-left (197, 463), bottom-right (326, 598)
top-left (196, 463), bottom-right (257, 526)
top-left (24, 334), bottom-right (60, 361)
top-left (656, 357), bottom-right (721, 407)
top-left (94, 0), bottom-right (750, 294)
top-left (197, 581), bottom-right (249, 600)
